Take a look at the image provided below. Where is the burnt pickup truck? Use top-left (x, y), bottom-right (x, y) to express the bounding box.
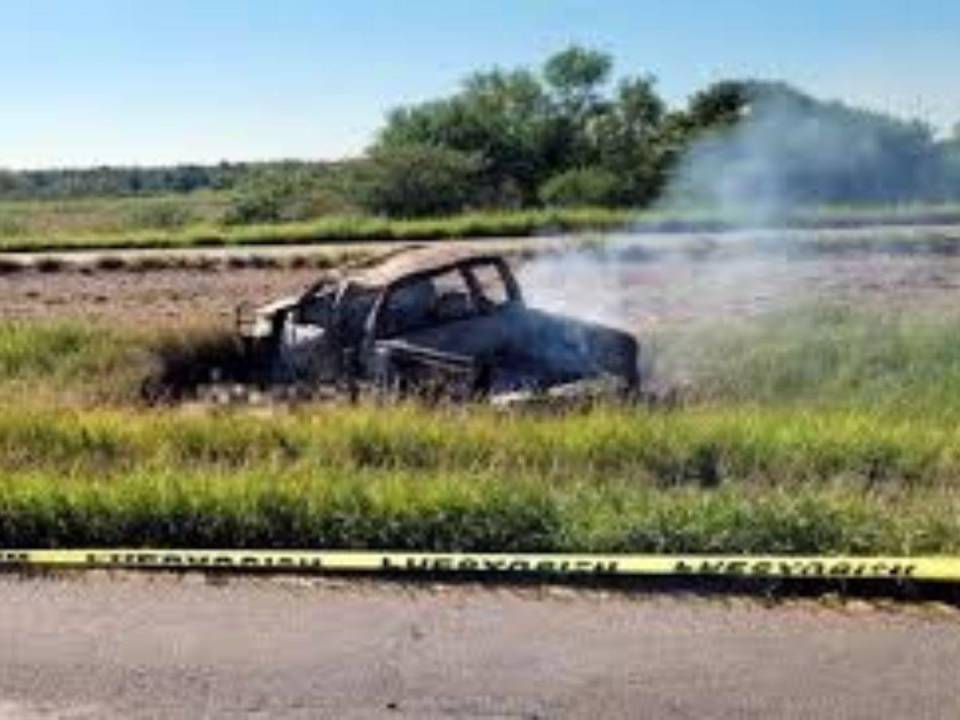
top-left (238, 247), bottom-right (640, 403)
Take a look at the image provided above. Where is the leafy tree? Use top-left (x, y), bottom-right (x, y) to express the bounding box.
top-left (377, 68), bottom-right (557, 204)
top-left (355, 143), bottom-right (483, 217)
top-left (543, 45), bottom-right (613, 118)
top-left (0, 170), bottom-right (16, 194)
top-left (686, 81), bottom-right (749, 129)
top-left (539, 167), bottom-right (620, 207)
top-left (0, 163), bottom-right (250, 200)
top-left (938, 132), bottom-right (960, 200)
top-left (589, 76), bottom-right (668, 203)
top-left (223, 164), bottom-right (355, 224)
top-left (375, 46), bottom-right (659, 204)
top-left (673, 80), bottom-right (943, 207)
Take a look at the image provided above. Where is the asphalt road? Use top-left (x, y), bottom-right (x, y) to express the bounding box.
top-left (0, 575), bottom-right (958, 719)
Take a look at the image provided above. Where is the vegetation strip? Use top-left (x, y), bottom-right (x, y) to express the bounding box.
top-left (1, 549), bottom-right (957, 582)
top-left (3, 312), bottom-right (960, 556)
top-left (6, 206), bottom-right (960, 254)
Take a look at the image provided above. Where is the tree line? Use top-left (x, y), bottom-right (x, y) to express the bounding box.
top-left (2, 46), bottom-right (959, 220)
top-left (0, 162), bottom-right (244, 199)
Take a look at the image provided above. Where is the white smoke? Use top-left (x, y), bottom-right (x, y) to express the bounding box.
top-left (518, 86), bottom-right (919, 380)
top-left (662, 85), bottom-right (933, 224)
top-left (521, 85), bottom-right (931, 330)
top-left (519, 237), bottom-right (801, 334)
top-left (517, 236), bottom-right (811, 388)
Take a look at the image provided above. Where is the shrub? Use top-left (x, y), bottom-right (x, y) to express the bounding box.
top-left (127, 200), bottom-right (196, 230)
top-left (356, 143), bottom-right (484, 218)
top-left (538, 167), bottom-right (621, 207)
top-left (222, 169), bottom-right (356, 225)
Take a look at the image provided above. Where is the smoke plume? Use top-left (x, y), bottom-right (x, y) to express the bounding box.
top-left (519, 84), bottom-right (935, 383)
top-left (662, 83), bottom-right (934, 224)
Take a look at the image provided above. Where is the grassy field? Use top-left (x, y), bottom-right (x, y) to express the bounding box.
top-left (3, 194), bottom-right (960, 253)
top-left (0, 192), bottom-right (229, 241)
top-left (0, 204), bottom-right (634, 252)
top-left (1, 307), bottom-right (959, 553)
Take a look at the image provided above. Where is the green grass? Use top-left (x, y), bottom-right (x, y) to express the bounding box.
top-left (2, 307), bottom-right (960, 554)
top-left (0, 403), bottom-right (958, 486)
top-left (3, 200), bottom-right (960, 253)
top-left (655, 305), bottom-right (960, 420)
top-left (11, 303), bottom-right (960, 413)
top-left (2, 464), bottom-right (956, 553)
top-left (0, 320), bottom-right (229, 405)
top-left (0, 192), bottom-right (229, 240)
top-left (0, 404), bottom-right (958, 552)
top-left (0, 207), bottom-right (635, 252)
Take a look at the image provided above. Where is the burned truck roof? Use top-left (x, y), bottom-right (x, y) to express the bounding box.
top-left (346, 246), bottom-right (506, 290)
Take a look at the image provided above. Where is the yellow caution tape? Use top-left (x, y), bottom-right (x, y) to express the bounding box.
top-left (2, 549), bottom-right (960, 582)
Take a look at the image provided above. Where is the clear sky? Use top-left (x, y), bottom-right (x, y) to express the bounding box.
top-left (2, 0), bottom-right (958, 169)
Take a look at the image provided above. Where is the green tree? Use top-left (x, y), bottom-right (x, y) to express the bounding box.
top-left (376, 69), bottom-right (556, 204)
top-left (539, 167), bottom-right (620, 207)
top-left (356, 143), bottom-right (483, 217)
top-left (223, 164), bottom-right (355, 224)
top-left (686, 81), bottom-right (749, 129)
top-left (374, 47), bottom-right (625, 205)
top-left (0, 170), bottom-right (17, 195)
top-left (939, 129), bottom-right (960, 200)
top-left (543, 45), bottom-right (613, 118)
top-left (589, 76), bottom-right (668, 203)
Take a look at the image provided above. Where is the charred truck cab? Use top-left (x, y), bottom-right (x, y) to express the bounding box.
top-left (238, 247), bottom-right (639, 402)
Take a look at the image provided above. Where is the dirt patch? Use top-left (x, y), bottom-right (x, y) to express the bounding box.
top-left (521, 245), bottom-right (960, 333)
top-left (0, 266), bottom-right (324, 328)
top-left (4, 239), bottom-right (960, 334)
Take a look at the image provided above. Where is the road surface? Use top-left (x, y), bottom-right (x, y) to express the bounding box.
top-left (0, 236), bottom-right (570, 268)
top-left (0, 574), bottom-right (958, 719)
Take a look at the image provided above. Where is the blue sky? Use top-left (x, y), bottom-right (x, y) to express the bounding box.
top-left (2, 0), bottom-right (958, 169)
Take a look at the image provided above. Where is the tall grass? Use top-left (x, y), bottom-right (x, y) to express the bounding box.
top-left (0, 193), bottom-right (228, 240)
top-left (2, 465), bottom-right (957, 553)
top-left (0, 208), bottom-right (634, 252)
top-left (2, 307), bottom-right (960, 553)
top-left (0, 404), bottom-right (958, 486)
top-left (656, 305), bottom-right (960, 419)
top-left (0, 320), bottom-right (234, 405)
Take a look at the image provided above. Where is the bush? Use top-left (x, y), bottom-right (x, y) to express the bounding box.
top-left (356, 143), bottom-right (483, 218)
top-left (222, 169), bottom-right (356, 225)
top-left (0, 214), bottom-right (24, 237)
top-left (538, 167), bottom-right (621, 207)
top-left (127, 200), bottom-right (196, 230)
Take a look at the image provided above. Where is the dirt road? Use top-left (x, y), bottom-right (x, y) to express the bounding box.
top-left (3, 223), bottom-right (960, 266)
top-left (0, 575), bottom-right (957, 719)
top-left (4, 226), bottom-right (960, 330)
